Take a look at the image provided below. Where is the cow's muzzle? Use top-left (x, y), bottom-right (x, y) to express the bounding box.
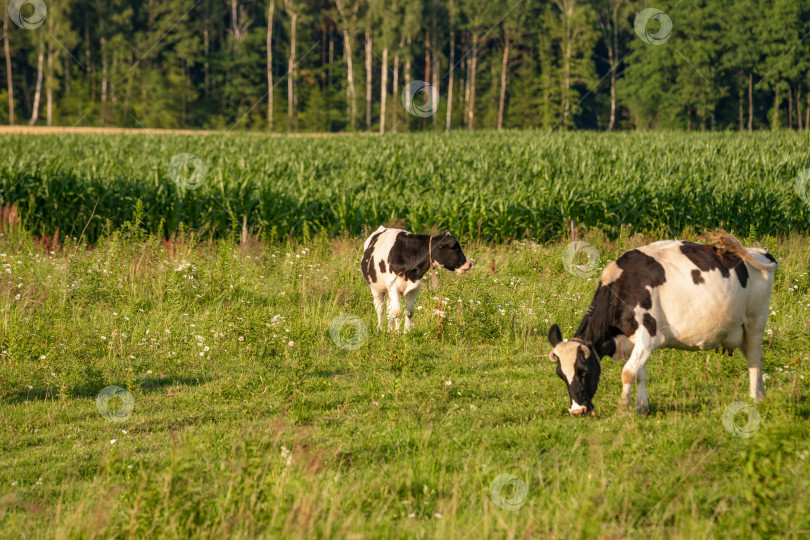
top-left (456, 261), bottom-right (472, 274)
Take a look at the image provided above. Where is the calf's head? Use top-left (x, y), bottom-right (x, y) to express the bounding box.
top-left (431, 232), bottom-right (472, 274)
top-left (547, 324), bottom-right (601, 416)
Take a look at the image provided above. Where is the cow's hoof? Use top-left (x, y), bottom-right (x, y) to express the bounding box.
top-left (569, 407), bottom-right (588, 416)
top-left (636, 404), bottom-right (650, 415)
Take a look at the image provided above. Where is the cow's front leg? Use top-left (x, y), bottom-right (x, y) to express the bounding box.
top-left (621, 329), bottom-right (654, 414)
top-left (371, 289), bottom-right (386, 330)
top-left (635, 365), bottom-right (649, 414)
top-left (403, 284), bottom-right (421, 333)
top-left (387, 288), bottom-right (402, 332)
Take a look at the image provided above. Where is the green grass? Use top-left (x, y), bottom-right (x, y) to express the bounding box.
top-left (0, 224), bottom-right (808, 538)
top-left (1, 130), bottom-right (810, 243)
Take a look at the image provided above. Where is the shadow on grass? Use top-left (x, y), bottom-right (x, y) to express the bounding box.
top-left (1, 374), bottom-right (210, 404)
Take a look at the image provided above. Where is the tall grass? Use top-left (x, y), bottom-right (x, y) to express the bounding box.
top-left (1, 131), bottom-right (809, 243)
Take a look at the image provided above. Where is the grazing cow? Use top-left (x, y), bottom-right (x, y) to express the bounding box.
top-left (361, 226), bottom-right (472, 331)
top-left (547, 233), bottom-right (777, 415)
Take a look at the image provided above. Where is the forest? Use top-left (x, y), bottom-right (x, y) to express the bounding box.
top-left (2, 0), bottom-right (810, 132)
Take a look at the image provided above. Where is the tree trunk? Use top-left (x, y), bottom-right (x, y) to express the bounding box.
top-left (424, 30), bottom-right (430, 86)
top-left (29, 42), bottom-right (44, 126)
top-left (467, 32), bottom-right (478, 131)
top-left (738, 70), bottom-right (744, 131)
top-left (101, 39), bottom-right (108, 102)
top-left (266, 0), bottom-right (275, 130)
top-left (343, 29), bottom-right (356, 129)
top-left (796, 84), bottom-right (804, 130)
top-left (748, 73), bottom-right (753, 131)
top-left (110, 55), bottom-right (116, 103)
top-left (204, 28), bottom-right (210, 98)
top-left (46, 38), bottom-right (53, 126)
top-left (2, 13), bottom-right (13, 125)
top-left (287, 8), bottom-right (297, 131)
top-left (328, 28), bottom-right (334, 83)
top-left (404, 35), bottom-right (411, 126)
top-left (321, 22), bottom-right (327, 89)
top-left (497, 38), bottom-right (509, 130)
top-left (463, 46), bottom-right (470, 120)
top-left (561, 20), bottom-right (571, 125)
top-left (365, 28), bottom-right (372, 130)
top-left (392, 52), bottom-right (399, 132)
top-left (788, 85), bottom-right (793, 130)
top-left (773, 86), bottom-right (779, 130)
top-left (445, 31), bottom-right (454, 131)
top-left (380, 47), bottom-right (388, 134)
top-left (607, 44), bottom-right (616, 131)
top-left (431, 31), bottom-right (439, 127)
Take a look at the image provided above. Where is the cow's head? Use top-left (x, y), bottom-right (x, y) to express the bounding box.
top-left (547, 324), bottom-right (601, 416)
top-left (431, 232), bottom-right (472, 274)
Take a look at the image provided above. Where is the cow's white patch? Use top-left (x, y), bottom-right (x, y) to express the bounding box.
top-left (569, 399), bottom-right (587, 414)
top-left (600, 261), bottom-right (623, 285)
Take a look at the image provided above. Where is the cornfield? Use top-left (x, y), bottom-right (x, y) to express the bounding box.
top-left (1, 130), bottom-right (809, 242)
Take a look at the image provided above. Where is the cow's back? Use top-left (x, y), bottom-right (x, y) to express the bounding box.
top-left (633, 241), bottom-right (775, 350)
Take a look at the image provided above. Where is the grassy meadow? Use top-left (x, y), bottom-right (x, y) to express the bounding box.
top-left (0, 220), bottom-right (808, 538)
top-left (1, 130), bottom-right (810, 538)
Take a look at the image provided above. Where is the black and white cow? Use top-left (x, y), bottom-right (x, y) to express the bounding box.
top-left (547, 236), bottom-right (777, 415)
top-left (361, 226), bottom-right (472, 331)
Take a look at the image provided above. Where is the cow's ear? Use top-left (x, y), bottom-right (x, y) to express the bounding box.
top-left (548, 324), bottom-right (563, 347)
top-left (437, 233), bottom-right (456, 248)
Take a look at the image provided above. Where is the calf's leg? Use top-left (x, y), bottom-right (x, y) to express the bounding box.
top-left (371, 289), bottom-right (386, 330)
top-left (403, 285), bottom-right (421, 332)
top-left (387, 288), bottom-right (402, 332)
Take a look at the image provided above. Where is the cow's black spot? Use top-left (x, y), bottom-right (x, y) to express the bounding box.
top-left (764, 252), bottom-right (777, 264)
top-left (642, 313), bottom-right (657, 336)
top-left (379, 259), bottom-right (386, 274)
top-left (361, 232), bottom-right (383, 284)
top-left (691, 269), bottom-right (705, 284)
top-left (679, 242), bottom-right (748, 288)
top-left (387, 232), bottom-right (432, 282)
top-left (734, 263), bottom-right (749, 288)
top-left (574, 249), bottom-right (667, 353)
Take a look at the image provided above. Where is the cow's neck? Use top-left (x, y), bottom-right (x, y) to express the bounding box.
top-left (572, 285), bottom-right (620, 357)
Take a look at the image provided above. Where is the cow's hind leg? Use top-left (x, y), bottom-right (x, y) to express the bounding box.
top-left (403, 284), bottom-right (421, 333)
top-left (621, 329), bottom-right (655, 414)
top-left (371, 289), bottom-right (387, 331)
top-left (741, 324), bottom-right (767, 401)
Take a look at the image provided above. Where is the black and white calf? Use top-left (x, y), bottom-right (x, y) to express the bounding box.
top-left (361, 226), bottom-right (472, 331)
top-left (547, 235), bottom-right (777, 415)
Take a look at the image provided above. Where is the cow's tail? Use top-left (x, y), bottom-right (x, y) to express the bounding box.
top-left (699, 229), bottom-right (777, 272)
